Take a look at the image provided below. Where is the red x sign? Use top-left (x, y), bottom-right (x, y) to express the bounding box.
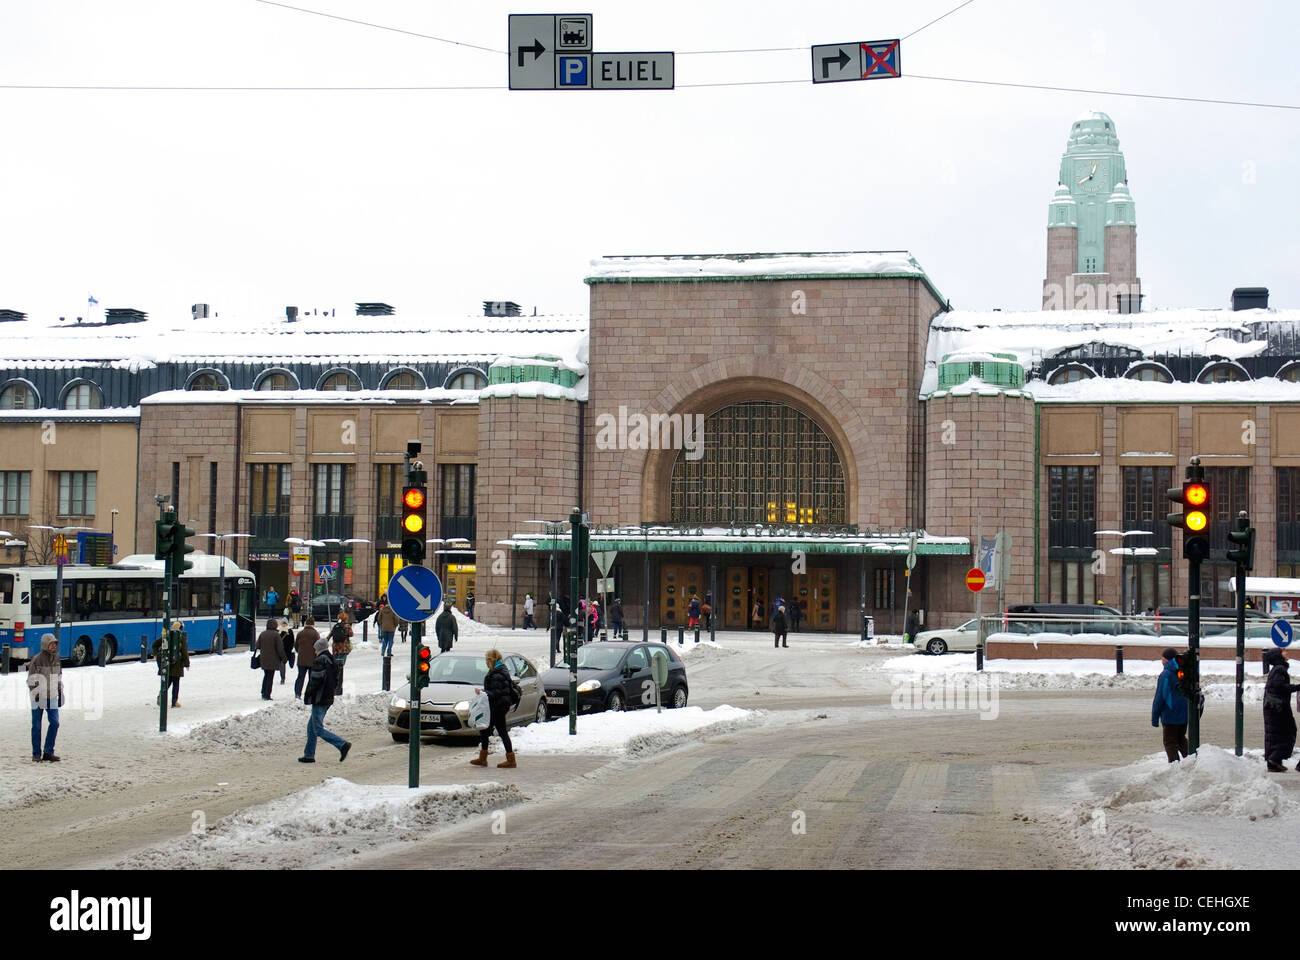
top-left (861, 40), bottom-right (901, 79)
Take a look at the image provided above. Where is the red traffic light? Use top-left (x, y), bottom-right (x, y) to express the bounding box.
top-left (1185, 483), bottom-right (1208, 507)
top-left (403, 487), bottom-right (426, 510)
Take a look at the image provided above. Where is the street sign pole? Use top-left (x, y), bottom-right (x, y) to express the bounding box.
top-left (568, 507), bottom-right (584, 736)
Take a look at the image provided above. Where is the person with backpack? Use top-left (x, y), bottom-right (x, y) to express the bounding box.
top-left (470, 647), bottom-right (520, 769)
top-left (1151, 647), bottom-right (1189, 763)
top-left (299, 634), bottom-right (351, 764)
top-left (1262, 648), bottom-right (1300, 771)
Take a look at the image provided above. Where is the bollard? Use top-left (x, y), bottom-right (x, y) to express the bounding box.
top-left (1115, 645), bottom-right (1124, 675)
top-left (140, 638), bottom-right (147, 663)
top-left (382, 655), bottom-right (391, 692)
top-left (694, 626), bottom-right (700, 644)
top-left (362, 620), bottom-right (369, 643)
top-left (1, 642), bottom-right (9, 676)
top-left (600, 629), bottom-right (608, 642)
top-left (976, 642), bottom-right (984, 672)
top-left (678, 624), bottom-right (684, 647)
top-left (661, 627), bottom-right (667, 645)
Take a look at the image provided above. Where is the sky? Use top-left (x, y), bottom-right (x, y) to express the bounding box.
top-left (1, 0), bottom-right (1297, 326)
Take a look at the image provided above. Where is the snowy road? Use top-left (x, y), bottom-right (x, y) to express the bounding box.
top-left (3, 621), bottom-right (1297, 869)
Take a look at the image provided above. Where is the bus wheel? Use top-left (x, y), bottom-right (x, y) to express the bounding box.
top-left (72, 638), bottom-right (93, 667)
top-left (99, 637), bottom-right (117, 664)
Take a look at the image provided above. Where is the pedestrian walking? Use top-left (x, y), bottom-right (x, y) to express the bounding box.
top-left (279, 620), bottom-right (296, 685)
top-left (469, 647), bottom-right (521, 769)
top-left (26, 633), bottom-right (63, 762)
top-left (289, 589), bottom-right (303, 628)
top-left (524, 593), bottom-right (535, 629)
top-left (1150, 647), bottom-right (1189, 763)
top-left (688, 595), bottom-right (701, 628)
top-left (294, 617), bottom-right (319, 699)
top-left (329, 611), bottom-right (352, 695)
top-left (398, 617), bottom-right (409, 644)
top-left (771, 605), bottom-right (789, 648)
top-left (905, 611), bottom-right (920, 645)
top-left (376, 598), bottom-right (399, 658)
top-left (257, 618), bottom-right (285, 700)
top-left (466, 592), bottom-right (476, 620)
top-left (299, 634), bottom-right (350, 764)
top-left (610, 598), bottom-right (625, 638)
top-left (151, 620), bottom-right (190, 708)
top-left (789, 600), bottom-right (803, 633)
top-left (700, 597), bottom-right (712, 633)
top-left (435, 601), bottom-right (458, 653)
top-left (1263, 648), bottom-right (1300, 772)
top-left (265, 586), bottom-right (280, 617)
top-left (751, 600), bottom-right (761, 629)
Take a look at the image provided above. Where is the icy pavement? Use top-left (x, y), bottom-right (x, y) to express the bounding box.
top-left (510, 705), bottom-right (756, 756)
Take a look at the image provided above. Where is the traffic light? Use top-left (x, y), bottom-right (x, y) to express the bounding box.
top-left (154, 516), bottom-right (176, 561)
top-left (1167, 476), bottom-right (1211, 562)
top-left (416, 643), bottom-right (431, 689)
top-left (1227, 513), bottom-right (1256, 571)
top-left (401, 483), bottom-right (426, 564)
top-left (173, 521), bottom-right (196, 574)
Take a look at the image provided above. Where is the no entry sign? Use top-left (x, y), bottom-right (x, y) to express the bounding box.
top-left (965, 568), bottom-right (986, 592)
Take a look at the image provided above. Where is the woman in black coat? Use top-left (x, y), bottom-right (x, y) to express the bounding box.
top-left (469, 647), bottom-right (520, 770)
top-left (1262, 648), bottom-right (1300, 771)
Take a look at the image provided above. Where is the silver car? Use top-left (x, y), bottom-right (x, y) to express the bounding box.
top-left (387, 651), bottom-right (547, 742)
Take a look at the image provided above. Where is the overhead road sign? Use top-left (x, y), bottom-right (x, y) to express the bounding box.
top-left (387, 565), bottom-right (444, 623)
top-left (591, 52), bottom-right (673, 89)
top-left (509, 13), bottom-right (592, 89)
top-left (810, 39), bottom-right (901, 84)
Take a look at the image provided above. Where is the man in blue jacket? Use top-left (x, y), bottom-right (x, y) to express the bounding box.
top-left (1152, 647), bottom-right (1189, 762)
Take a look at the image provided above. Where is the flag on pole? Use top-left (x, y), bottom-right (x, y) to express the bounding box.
top-left (88, 295), bottom-right (99, 305)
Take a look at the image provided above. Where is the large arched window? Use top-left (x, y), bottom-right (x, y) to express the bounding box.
top-left (61, 380), bottom-right (103, 410)
top-left (444, 367), bottom-right (486, 390)
top-left (0, 379), bottom-right (39, 409)
top-left (382, 368), bottom-right (426, 390)
top-left (254, 368), bottom-right (299, 391)
top-left (317, 368), bottom-right (362, 392)
top-left (185, 368), bottom-right (229, 391)
top-left (1197, 362), bottom-right (1249, 384)
top-left (669, 401), bottom-right (845, 525)
top-left (1048, 363), bottom-right (1097, 385)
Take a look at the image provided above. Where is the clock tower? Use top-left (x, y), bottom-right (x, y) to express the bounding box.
top-left (1042, 111), bottom-right (1140, 310)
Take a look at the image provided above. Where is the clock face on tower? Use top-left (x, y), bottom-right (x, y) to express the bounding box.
top-left (1075, 159), bottom-right (1107, 194)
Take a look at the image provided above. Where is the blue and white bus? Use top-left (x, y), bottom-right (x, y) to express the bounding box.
top-left (0, 554), bottom-right (257, 666)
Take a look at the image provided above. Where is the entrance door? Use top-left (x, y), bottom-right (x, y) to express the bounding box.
top-left (659, 564), bottom-right (703, 625)
top-left (443, 564), bottom-right (477, 614)
top-left (376, 552), bottom-right (405, 601)
top-left (724, 566), bottom-right (748, 628)
top-left (801, 567), bottom-right (836, 630)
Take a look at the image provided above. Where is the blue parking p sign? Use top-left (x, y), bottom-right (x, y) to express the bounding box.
top-left (558, 55), bottom-right (589, 88)
top-left (1273, 619), bottom-right (1293, 648)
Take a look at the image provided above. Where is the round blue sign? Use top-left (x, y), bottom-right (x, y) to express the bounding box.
top-left (1272, 619), bottom-right (1293, 648)
top-left (387, 565), bottom-right (443, 623)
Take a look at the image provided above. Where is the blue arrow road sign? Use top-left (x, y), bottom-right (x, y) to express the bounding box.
top-left (387, 565), bottom-right (443, 623)
top-left (1272, 619), bottom-right (1293, 648)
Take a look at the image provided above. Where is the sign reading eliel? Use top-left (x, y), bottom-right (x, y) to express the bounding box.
top-left (510, 14), bottom-right (673, 90)
top-left (810, 39), bottom-right (901, 83)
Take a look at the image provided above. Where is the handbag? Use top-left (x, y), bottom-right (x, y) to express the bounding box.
top-left (250, 650), bottom-right (260, 670)
top-left (468, 691), bottom-right (491, 730)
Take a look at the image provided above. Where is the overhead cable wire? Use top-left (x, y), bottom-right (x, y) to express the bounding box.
top-left (901, 0), bottom-right (979, 41)
top-left (249, 0), bottom-right (505, 54)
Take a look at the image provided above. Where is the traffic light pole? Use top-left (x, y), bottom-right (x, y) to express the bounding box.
top-left (1228, 511), bottom-right (1256, 757)
top-left (409, 618), bottom-right (422, 787)
top-left (568, 507), bottom-right (583, 737)
top-left (160, 508), bottom-right (175, 734)
top-left (1187, 557), bottom-right (1200, 754)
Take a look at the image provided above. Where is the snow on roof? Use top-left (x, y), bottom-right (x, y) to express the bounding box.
top-left (139, 389), bottom-right (481, 406)
top-left (586, 251), bottom-right (928, 281)
top-left (922, 306), bottom-right (1298, 396)
top-left (0, 311), bottom-right (589, 368)
top-left (1026, 377), bottom-right (1300, 404)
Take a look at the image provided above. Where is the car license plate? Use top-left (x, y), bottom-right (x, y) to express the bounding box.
top-left (546, 696), bottom-right (565, 705)
top-left (415, 716), bottom-right (442, 728)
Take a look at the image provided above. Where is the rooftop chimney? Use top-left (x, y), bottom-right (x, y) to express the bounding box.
top-left (1117, 292), bottom-right (1144, 315)
top-left (191, 303), bottom-right (210, 320)
top-left (356, 302), bottom-right (395, 316)
top-left (483, 300), bottom-right (522, 317)
top-left (1232, 287), bottom-right (1269, 311)
top-left (105, 308), bottom-right (147, 325)
top-left (286, 306), bottom-right (299, 322)
top-left (0, 309), bottom-right (26, 322)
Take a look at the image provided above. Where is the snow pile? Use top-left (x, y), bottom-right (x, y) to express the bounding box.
top-left (511, 705), bottom-right (755, 757)
top-left (451, 608), bottom-right (494, 636)
top-left (673, 640), bottom-right (740, 663)
top-left (1102, 746), bottom-right (1290, 820)
top-left (1, 770), bottom-right (136, 811)
top-left (116, 777), bottom-right (521, 870)
top-left (175, 693), bottom-right (392, 750)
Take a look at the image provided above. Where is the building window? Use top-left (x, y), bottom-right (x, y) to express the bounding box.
top-left (186, 369), bottom-right (228, 391)
top-left (873, 568), bottom-right (893, 609)
top-left (376, 463), bottom-right (403, 541)
top-left (1047, 466), bottom-right (1096, 548)
top-left (444, 368), bottom-right (487, 390)
top-left (0, 380), bottom-right (38, 409)
top-left (318, 370), bottom-right (361, 392)
top-left (1204, 466), bottom-right (1250, 554)
top-left (1048, 561), bottom-right (1096, 604)
top-left (441, 464), bottom-right (475, 516)
top-left (1278, 363), bottom-right (1300, 383)
top-left (172, 462), bottom-right (180, 514)
top-left (62, 381), bottom-right (103, 410)
top-left (249, 463), bottom-right (291, 541)
top-left (669, 401), bottom-right (846, 525)
top-left (254, 369), bottom-right (298, 391)
top-left (313, 464), bottom-right (354, 515)
top-left (382, 370), bottom-right (425, 390)
top-left (1125, 364), bottom-right (1173, 383)
top-left (0, 471), bottom-right (31, 515)
top-left (1280, 468), bottom-right (1300, 560)
top-left (58, 471), bottom-right (96, 517)
top-left (1047, 364), bottom-right (1096, 385)
top-left (1197, 363), bottom-right (1249, 384)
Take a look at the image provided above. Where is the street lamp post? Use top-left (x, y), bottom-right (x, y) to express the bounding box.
top-left (524, 519), bottom-right (566, 666)
top-left (286, 537), bottom-right (327, 622)
top-left (1096, 529), bottom-right (1156, 617)
top-left (30, 523), bottom-right (92, 654)
top-left (201, 533), bottom-right (250, 654)
top-left (110, 508), bottom-right (119, 560)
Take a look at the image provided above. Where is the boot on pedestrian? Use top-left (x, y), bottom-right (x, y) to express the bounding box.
top-left (470, 748), bottom-right (489, 766)
top-left (497, 752), bottom-right (517, 768)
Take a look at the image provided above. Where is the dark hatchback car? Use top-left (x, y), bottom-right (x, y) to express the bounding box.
top-left (540, 641), bottom-right (689, 714)
top-left (312, 593), bottom-right (374, 623)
